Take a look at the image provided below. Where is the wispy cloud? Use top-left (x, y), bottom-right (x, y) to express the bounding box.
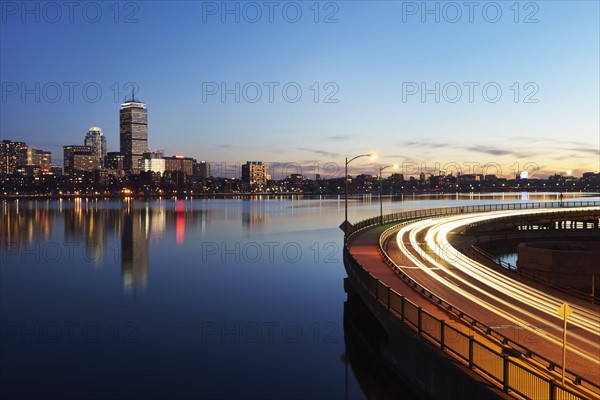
top-left (296, 147), bottom-right (340, 159)
top-left (550, 154), bottom-right (576, 161)
top-left (325, 135), bottom-right (352, 141)
top-left (508, 136), bottom-right (594, 149)
top-left (466, 145), bottom-right (534, 158)
top-left (402, 139), bottom-right (452, 148)
top-left (466, 146), bottom-right (512, 156)
top-left (567, 147), bottom-right (600, 156)
top-left (380, 154), bottom-right (417, 160)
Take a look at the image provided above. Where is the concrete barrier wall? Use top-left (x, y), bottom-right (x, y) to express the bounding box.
top-left (517, 242), bottom-right (600, 290)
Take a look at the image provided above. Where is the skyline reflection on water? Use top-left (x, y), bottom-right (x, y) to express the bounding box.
top-left (1, 192), bottom-right (597, 399)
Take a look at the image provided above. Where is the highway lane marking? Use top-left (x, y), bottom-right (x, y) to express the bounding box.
top-left (432, 216), bottom-right (600, 333)
top-left (393, 213), bottom-right (600, 367)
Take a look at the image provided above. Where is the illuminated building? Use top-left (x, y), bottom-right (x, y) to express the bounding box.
top-left (120, 91), bottom-right (148, 174)
top-left (18, 146), bottom-right (51, 170)
top-left (140, 151), bottom-right (165, 175)
top-left (1, 140), bottom-right (27, 175)
top-left (164, 155), bottom-right (194, 176)
top-left (63, 145), bottom-right (95, 176)
top-left (105, 152), bottom-right (125, 171)
top-left (194, 160), bottom-right (211, 178)
top-left (242, 161), bottom-right (267, 187)
top-left (84, 126), bottom-right (107, 168)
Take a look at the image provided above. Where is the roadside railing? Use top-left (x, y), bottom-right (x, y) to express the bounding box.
top-left (345, 201), bottom-right (600, 242)
top-left (344, 246), bottom-right (597, 400)
top-left (343, 201), bottom-right (600, 398)
top-left (463, 209), bottom-right (600, 233)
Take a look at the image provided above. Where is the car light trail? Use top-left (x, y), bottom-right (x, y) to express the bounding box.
top-left (391, 207), bottom-right (600, 378)
top-left (428, 212), bottom-right (600, 332)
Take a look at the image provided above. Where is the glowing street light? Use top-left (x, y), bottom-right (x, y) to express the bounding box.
top-left (379, 164), bottom-right (399, 224)
top-left (343, 153), bottom-right (376, 238)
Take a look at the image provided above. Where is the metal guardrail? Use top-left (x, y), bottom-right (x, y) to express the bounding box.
top-left (344, 247), bottom-right (596, 400)
top-left (345, 201), bottom-right (600, 242)
top-left (463, 209), bottom-right (600, 233)
top-left (343, 201), bottom-right (600, 399)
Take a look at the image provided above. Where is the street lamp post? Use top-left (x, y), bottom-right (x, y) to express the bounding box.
top-left (379, 164), bottom-right (398, 224)
top-left (344, 153), bottom-right (376, 238)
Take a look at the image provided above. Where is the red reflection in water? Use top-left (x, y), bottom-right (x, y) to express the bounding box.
top-left (176, 200), bottom-right (185, 245)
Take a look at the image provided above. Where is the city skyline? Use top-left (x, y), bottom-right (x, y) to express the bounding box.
top-left (2, 3), bottom-right (600, 398)
top-left (3, 133), bottom-right (600, 181)
top-left (1, 2), bottom-right (599, 177)
top-left (2, 93), bottom-right (599, 180)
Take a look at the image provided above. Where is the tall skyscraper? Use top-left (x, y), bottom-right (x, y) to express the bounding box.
top-left (84, 126), bottom-right (106, 168)
top-left (120, 92), bottom-right (148, 174)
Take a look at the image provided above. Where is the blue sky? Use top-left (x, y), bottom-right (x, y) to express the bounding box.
top-left (1, 0), bottom-right (599, 178)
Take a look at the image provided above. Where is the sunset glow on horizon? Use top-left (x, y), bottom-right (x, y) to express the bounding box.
top-left (1, 1), bottom-right (598, 178)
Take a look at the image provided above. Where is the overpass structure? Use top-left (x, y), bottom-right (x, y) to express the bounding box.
top-left (343, 200), bottom-right (600, 400)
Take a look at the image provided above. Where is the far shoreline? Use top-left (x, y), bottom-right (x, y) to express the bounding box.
top-left (2, 191), bottom-right (599, 201)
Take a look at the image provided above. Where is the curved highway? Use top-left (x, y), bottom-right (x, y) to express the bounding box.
top-left (383, 208), bottom-right (600, 391)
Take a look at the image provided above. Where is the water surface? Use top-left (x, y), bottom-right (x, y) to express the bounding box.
top-left (1, 193), bottom-right (595, 398)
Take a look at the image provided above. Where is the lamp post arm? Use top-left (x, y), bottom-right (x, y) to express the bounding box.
top-left (345, 153), bottom-right (376, 237)
top-left (346, 154), bottom-right (372, 165)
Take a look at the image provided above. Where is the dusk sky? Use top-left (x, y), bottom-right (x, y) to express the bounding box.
top-left (1, 1), bottom-right (599, 178)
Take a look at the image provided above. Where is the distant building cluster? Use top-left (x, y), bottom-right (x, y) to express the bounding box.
top-left (1, 140), bottom-right (52, 176)
top-left (1, 95), bottom-right (599, 197)
top-left (1, 94), bottom-right (212, 192)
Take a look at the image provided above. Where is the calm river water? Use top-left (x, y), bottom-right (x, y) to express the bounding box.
top-left (1, 193), bottom-right (596, 399)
